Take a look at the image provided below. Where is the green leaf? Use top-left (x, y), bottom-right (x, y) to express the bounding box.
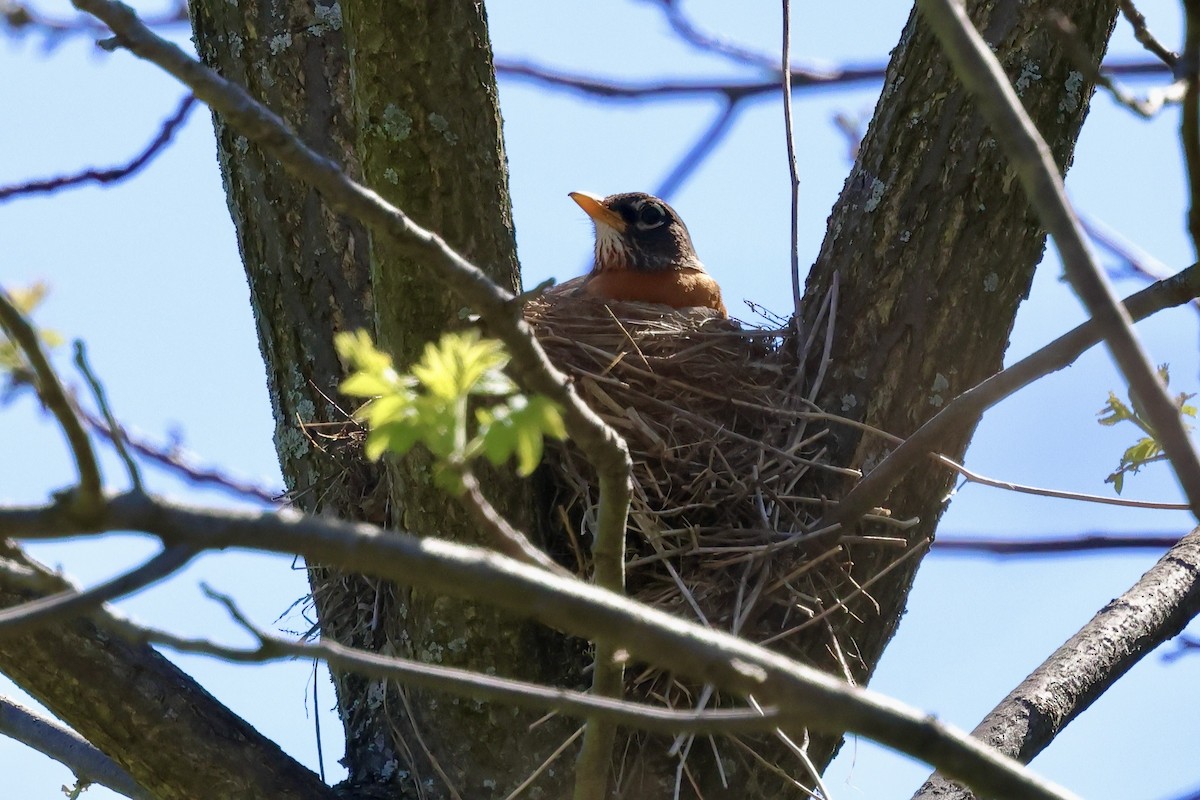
top-left (341, 371), bottom-right (399, 399)
top-left (364, 422), bottom-right (423, 461)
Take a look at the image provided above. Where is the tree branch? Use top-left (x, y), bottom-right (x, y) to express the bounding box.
top-left (934, 531), bottom-right (1182, 556)
top-left (0, 94), bottom-right (195, 202)
top-left (826, 259), bottom-right (1200, 529)
top-left (3, 492), bottom-right (1081, 800)
top-left (0, 546), bottom-right (194, 633)
top-left (912, 525), bottom-right (1200, 799)
top-left (0, 288), bottom-right (101, 515)
top-left (0, 695), bottom-right (151, 800)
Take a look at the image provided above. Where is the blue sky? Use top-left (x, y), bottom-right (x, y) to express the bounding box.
top-left (2, 1), bottom-right (1198, 798)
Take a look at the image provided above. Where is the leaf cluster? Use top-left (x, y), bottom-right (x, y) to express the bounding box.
top-left (1098, 365), bottom-right (1196, 494)
top-left (335, 329), bottom-right (565, 492)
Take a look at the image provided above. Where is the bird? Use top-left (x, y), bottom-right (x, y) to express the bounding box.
top-left (568, 191), bottom-right (727, 317)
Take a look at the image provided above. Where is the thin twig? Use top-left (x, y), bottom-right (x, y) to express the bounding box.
top-left (654, 100), bottom-right (740, 201)
top-left (1119, 0), bottom-right (1178, 67)
top-left (934, 532), bottom-right (1181, 556)
top-left (505, 726), bottom-right (585, 800)
top-left (781, 0), bottom-right (803, 341)
top-left (493, 58), bottom-right (1173, 103)
top-left (824, 260), bottom-right (1200, 528)
top-left (0, 546), bottom-right (194, 633)
top-left (458, 470), bottom-right (570, 576)
top-left (0, 94), bottom-right (196, 202)
top-left (73, 340), bottom-right (142, 492)
top-left (0, 289), bottom-right (102, 515)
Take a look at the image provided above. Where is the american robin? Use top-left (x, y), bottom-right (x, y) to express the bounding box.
top-left (569, 191), bottom-right (727, 317)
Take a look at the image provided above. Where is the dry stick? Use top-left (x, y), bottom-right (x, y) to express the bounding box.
top-left (824, 263), bottom-right (1200, 529)
top-left (916, 0), bottom-right (1200, 517)
top-left (3, 493), bottom-right (1081, 800)
top-left (0, 559), bottom-right (786, 740)
top-left (0, 94), bottom-right (195, 202)
top-left (912, 525), bottom-right (1200, 800)
top-left (74, 340), bottom-right (142, 491)
top-left (781, 0), bottom-right (803, 338)
top-left (0, 545), bottom-right (194, 634)
top-left (457, 471), bottom-right (570, 576)
top-left (1119, 0), bottom-right (1179, 66)
top-left (66, 3), bottom-right (635, 796)
top-left (0, 696), bottom-right (152, 800)
top-left (0, 289), bottom-right (102, 515)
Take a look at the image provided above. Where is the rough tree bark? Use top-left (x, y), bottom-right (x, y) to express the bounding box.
top-left (191, 0), bottom-right (577, 796)
top-left (793, 0), bottom-right (1119, 772)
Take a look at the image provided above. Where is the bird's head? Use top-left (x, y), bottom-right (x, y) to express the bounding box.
top-left (570, 191), bottom-right (703, 274)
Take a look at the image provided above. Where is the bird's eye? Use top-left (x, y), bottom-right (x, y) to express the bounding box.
top-left (635, 202), bottom-right (667, 229)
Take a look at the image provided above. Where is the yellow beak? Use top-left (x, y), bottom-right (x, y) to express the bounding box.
top-left (569, 191), bottom-right (627, 232)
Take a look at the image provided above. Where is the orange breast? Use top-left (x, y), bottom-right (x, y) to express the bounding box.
top-left (583, 269), bottom-right (727, 317)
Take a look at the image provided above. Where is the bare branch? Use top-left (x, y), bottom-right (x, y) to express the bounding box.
top-left (916, 0), bottom-right (1200, 516)
top-left (1119, 0), bottom-right (1178, 67)
top-left (781, 0), bottom-right (803, 337)
top-left (646, 0), bottom-right (781, 70)
top-left (3, 492), bottom-right (1081, 800)
top-left (1051, 12), bottom-right (1184, 118)
top-left (0, 695), bottom-right (152, 800)
top-left (0, 546), bottom-right (194, 633)
top-left (73, 340), bottom-right (142, 492)
top-left (74, 403), bottom-right (282, 503)
top-left (913, 524), bottom-right (1200, 799)
top-left (457, 471), bottom-right (569, 576)
top-left (494, 58), bottom-right (1173, 103)
top-left (0, 95), bottom-right (195, 202)
top-left (0, 289), bottom-right (101, 515)
top-left (1163, 634), bottom-right (1200, 662)
top-left (0, 0), bottom-right (186, 44)
top-left (116, 585), bottom-right (794, 738)
top-left (653, 100), bottom-right (740, 200)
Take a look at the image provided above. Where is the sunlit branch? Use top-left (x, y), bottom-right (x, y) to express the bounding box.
top-left (0, 695), bottom-right (152, 800)
top-left (913, 524), bottom-right (1200, 799)
top-left (2, 490), bottom-right (1080, 800)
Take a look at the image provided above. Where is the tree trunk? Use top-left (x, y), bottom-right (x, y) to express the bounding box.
top-left (191, 0), bottom-right (578, 796)
top-left (792, 0), bottom-right (1119, 772)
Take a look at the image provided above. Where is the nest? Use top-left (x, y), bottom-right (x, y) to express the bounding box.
top-left (525, 289), bottom-right (913, 797)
